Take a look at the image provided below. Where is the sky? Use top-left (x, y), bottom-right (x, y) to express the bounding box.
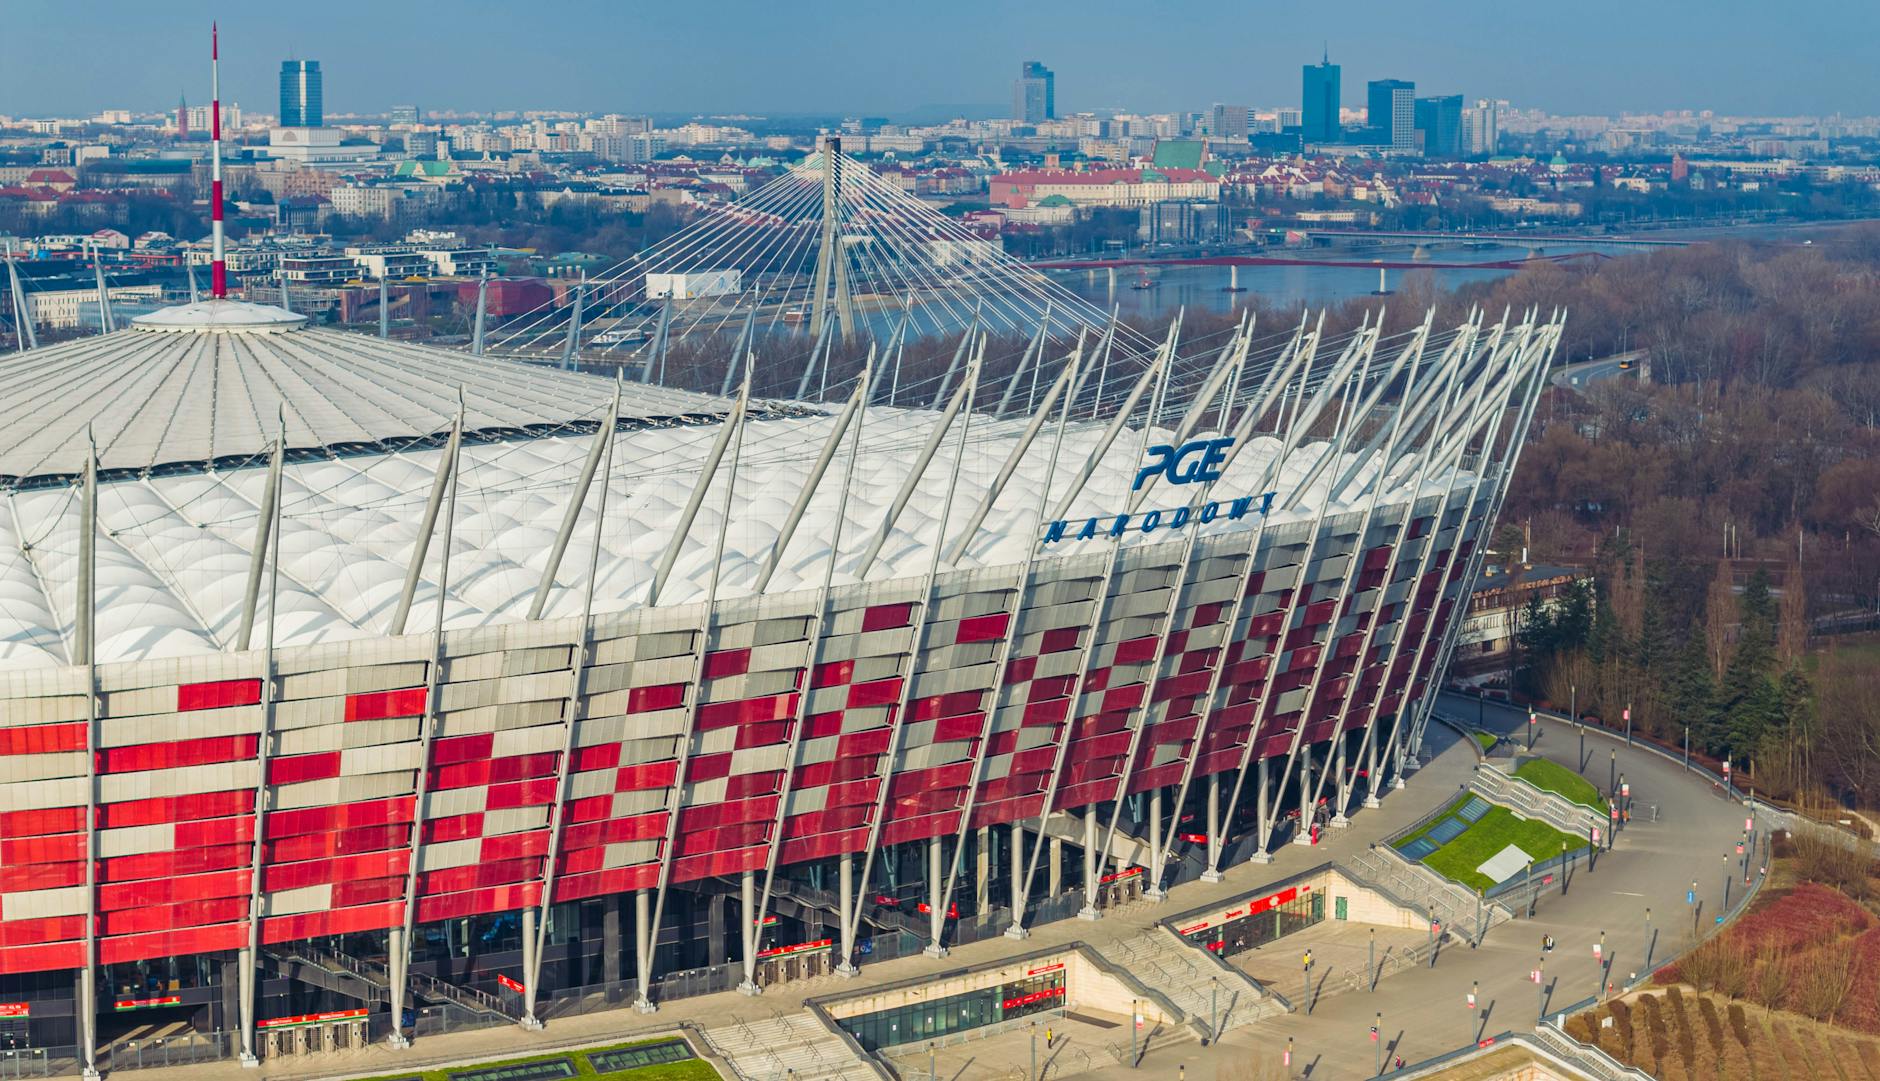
top-left (2, 0), bottom-right (1873, 120)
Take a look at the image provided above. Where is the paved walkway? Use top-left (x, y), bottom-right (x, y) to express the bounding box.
top-left (1233, 922), bottom-right (1432, 1005)
top-left (1206, 697), bottom-right (1755, 1078)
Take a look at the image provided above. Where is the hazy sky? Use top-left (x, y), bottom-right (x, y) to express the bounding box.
top-left (3, 0), bottom-right (1872, 119)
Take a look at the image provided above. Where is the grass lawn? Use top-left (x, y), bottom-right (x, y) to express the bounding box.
top-left (353, 1037), bottom-right (720, 1081)
top-left (1473, 731), bottom-right (1497, 753)
top-left (1395, 798), bottom-right (1590, 893)
top-left (1392, 794), bottom-right (1472, 851)
top-left (1513, 757), bottom-right (1608, 812)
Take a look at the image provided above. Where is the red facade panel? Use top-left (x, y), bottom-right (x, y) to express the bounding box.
top-left (177, 678), bottom-right (262, 712)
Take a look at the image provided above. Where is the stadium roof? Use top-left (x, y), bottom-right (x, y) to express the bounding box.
top-left (0, 300), bottom-right (729, 489)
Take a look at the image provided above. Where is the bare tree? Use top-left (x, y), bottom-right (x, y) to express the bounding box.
top-left (1777, 557), bottom-right (1807, 668)
top-left (1815, 649), bottom-right (1880, 809)
top-left (1705, 559), bottom-right (1736, 680)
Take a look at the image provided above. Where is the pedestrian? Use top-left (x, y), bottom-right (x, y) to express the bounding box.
top-left (1045, 1027), bottom-right (1053, 1049)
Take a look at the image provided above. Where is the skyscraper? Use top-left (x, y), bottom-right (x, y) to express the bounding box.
top-left (1210, 103), bottom-right (1250, 141)
top-left (1461, 98), bottom-right (1501, 156)
top-left (1301, 51), bottom-right (1340, 144)
top-left (279, 60), bottom-right (322, 128)
top-left (1013, 61), bottom-right (1054, 124)
top-left (1367, 79), bottom-right (1415, 151)
top-left (1414, 95), bottom-right (1463, 157)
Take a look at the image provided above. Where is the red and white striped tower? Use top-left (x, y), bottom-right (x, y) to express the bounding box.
top-left (210, 23), bottom-right (227, 299)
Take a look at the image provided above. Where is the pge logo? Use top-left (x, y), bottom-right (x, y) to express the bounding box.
top-left (1133, 437), bottom-right (1234, 492)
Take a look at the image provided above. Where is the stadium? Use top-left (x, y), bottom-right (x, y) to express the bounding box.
top-left (0, 134), bottom-right (1558, 1070)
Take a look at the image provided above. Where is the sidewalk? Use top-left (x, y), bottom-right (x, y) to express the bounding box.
top-left (1202, 697), bottom-right (1754, 1079)
top-left (111, 739), bottom-right (1481, 1081)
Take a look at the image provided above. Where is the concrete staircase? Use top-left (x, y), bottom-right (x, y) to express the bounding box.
top-left (1472, 761), bottom-right (1608, 837)
top-left (261, 947), bottom-right (389, 1006)
top-left (1035, 809), bottom-right (1154, 873)
top-left (1340, 847), bottom-right (1513, 945)
top-left (1098, 927), bottom-right (1285, 1035)
top-left (701, 1012), bottom-right (882, 1081)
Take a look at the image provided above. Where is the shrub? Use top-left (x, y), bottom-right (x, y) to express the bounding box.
top-left (1695, 991), bottom-right (1724, 1056)
top-left (1731, 882), bottom-right (1874, 955)
top-left (1726, 1001), bottom-right (1751, 1048)
top-left (1565, 1012), bottom-right (1596, 1042)
top-left (1609, 998), bottom-right (1634, 1047)
top-left (1643, 994), bottom-right (1671, 1071)
top-left (1842, 925), bottom-right (1880, 1034)
top-left (1789, 829), bottom-right (1877, 902)
top-left (1667, 987), bottom-right (1697, 1070)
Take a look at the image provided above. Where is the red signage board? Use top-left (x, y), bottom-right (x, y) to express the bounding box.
top-left (114, 996), bottom-right (181, 1011)
top-left (496, 974), bottom-right (525, 993)
top-left (0, 1003), bottom-right (27, 1018)
top-left (1001, 987), bottom-right (1065, 1011)
top-left (258, 1008), bottom-right (367, 1030)
top-left (1026, 962), bottom-right (1065, 977)
top-left (756, 938), bottom-right (832, 960)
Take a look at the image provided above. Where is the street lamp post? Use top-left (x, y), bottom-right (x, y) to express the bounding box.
top-left (1537, 955), bottom-right (1546, 1020)
top-left (1368, 929), bottom-right (1376, 992)
top-left (1373, 1011), bottom-right (1383, 1077)
top-left (1645, 907), bottom-right (1653, 967)
top-left (1030, 1023), bottom-right (1037, 1081)
top-left (1683, 726), bottom-right (1690, 771)
top-left (929, 1043), bottom-right (936, 1081)
top-left (1596, 931), bottom-right (1606, 999)
top-left (1624, 703), bottom-right (1632, 746)
top-left (1469, 979), bottom-right (1479, 1043)
top-left (1129, 1000), bottom-right (1138, 1068)
top-left (1609, 749), bottom-right (1616, 796)
top-left (1210, 976), bottom-right (1218, 1041)
top-left (1527, 708), bottom-right (1536, 751)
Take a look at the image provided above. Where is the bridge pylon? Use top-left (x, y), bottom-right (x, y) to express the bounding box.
top-left (809, 136), bottom-right (855, 340)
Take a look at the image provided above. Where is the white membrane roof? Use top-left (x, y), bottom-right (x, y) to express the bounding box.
top-left (0, 303), bottom-right (724, 487)
top-left (0, 405), bottom-right (1459, 670)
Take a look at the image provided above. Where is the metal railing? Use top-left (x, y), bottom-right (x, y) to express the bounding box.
top-left (102, 1030), bottom-right (235, 1072)
top-left (1533, 1014), bottom-right (1656, 1081)
top-left (1342, 847), bottom-right (1509, 944)
top-left (1472, 761), bottom-right (1607, 837)
top-left (410, 969), bottom-right (516, 1021)
top-left (0, 1047), bottom-right (74, 1078)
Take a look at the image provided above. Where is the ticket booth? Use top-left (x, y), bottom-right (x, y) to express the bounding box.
top-left (754, 941), bottom-right (834, 988)
top-left (259, 1009), bottom-right (370, 1058)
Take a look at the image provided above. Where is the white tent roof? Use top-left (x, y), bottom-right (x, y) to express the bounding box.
top-left (0, 405), bottom-right (1457, 670)
top-left (0, 300), bottom-right (727, 488)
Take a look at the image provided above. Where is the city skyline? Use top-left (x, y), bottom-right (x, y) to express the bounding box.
top-left (1, 0), bottom-right (1874, 120)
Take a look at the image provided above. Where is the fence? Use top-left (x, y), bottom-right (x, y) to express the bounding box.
top-left (0, 1047), bottom-right (75, 1079)
top-left (101, 1031), bottom-right (235, 1072)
